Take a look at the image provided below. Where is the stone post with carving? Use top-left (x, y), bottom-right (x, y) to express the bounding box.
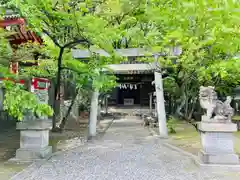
top-left (198, 86), bottom-right (239, 165)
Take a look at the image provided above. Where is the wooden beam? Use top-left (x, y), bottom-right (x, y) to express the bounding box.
top-left (0, 18), bottom-right (25, 27)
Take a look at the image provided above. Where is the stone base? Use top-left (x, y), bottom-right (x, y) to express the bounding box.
top-left (16, 146), bottom-right (52, 160)
top-left (198, 121), bottom-right (239, 165)
top-left (17, 120), bottom-right (52, 130)
top-left (199, 150), bottom-right (239, 165)
top-left (15, 120), bottom-right (52, 161)
top-left (198, 122), bottom-right (237, 132)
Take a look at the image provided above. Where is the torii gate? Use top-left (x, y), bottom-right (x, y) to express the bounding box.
top-left (72, 47), bottom-right (182, 137)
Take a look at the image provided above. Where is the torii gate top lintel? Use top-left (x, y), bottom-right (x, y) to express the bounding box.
top-left (72, 47), bottom-right (182, 59)
top-left (72, 47), bottom-right (182, 74)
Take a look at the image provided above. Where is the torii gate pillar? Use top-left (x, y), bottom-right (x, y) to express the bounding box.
top-left (154, 55), bottom-right (168, 137)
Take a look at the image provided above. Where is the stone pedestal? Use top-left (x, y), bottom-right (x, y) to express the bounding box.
top-left (198, 121), bottom-right (239, 165)
top-left (15, 120), bottom-right (52, 161)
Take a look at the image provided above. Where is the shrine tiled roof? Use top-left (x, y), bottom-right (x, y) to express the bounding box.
top-left (0, 6), bottom-right (23, 27)
top-left (3, 14), bottom-right (21, 19)
top-left (0, 5), bottom-right (20, 19)
top-left (2, 10), bottom-right (20, 19)
top-left (0, 6), bottom-right (42, 45)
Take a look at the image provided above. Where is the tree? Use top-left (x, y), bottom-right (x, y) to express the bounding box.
top-left (147, 0), bottom-right (240, 121)
top-left (6, 0), bottom-right (127, 131)
top-left (6, 0), bottom-right (161, 133)
top-left (6, 0), bottom-right (240, 126)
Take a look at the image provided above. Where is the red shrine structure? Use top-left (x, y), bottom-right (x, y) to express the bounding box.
top-left (0, 9), bottom-right (42, 73)
top-left (0, 8), bottom-right (50, 91)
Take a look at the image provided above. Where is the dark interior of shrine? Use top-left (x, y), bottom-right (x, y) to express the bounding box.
top-left (108, 73), bottom-right (155, 106)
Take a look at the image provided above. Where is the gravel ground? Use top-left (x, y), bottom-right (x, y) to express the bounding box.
top-left (11, 117), bottom-right (240, 180)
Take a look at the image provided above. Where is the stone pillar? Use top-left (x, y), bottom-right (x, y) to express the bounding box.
top-left (154, 71), bottom-right (168, 137)
top-left (198, 119), bottom-right (239, 165)
top-left (15, 120), bottom-right (52, 161)
top-left (89, 90), bottom-right (99, 137)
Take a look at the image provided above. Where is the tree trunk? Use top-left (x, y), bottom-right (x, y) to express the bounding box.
top-left (175, 84), bottom-right (187, 118)
top-left (105, 97), bottom-right (108, 114)
top-left (183, 97), bottom-right (198, 131)
top-left (169, 95), bottom-right (172, 115)
top-left (59, 90), bottom-right (79, 131)
top-left (175, 97), bottom-right (185, 118)
top-left (184, 97), bottom-right (189, 120)
top-left (88, 90), bottom-right (99, 137)
top-left (52, 47), bottom-right (64, 131)
top-left (188, 99), bottom-right (197, 120)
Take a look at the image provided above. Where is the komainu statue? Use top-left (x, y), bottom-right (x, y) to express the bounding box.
top-left (199, 86), bottom-right (234, 122)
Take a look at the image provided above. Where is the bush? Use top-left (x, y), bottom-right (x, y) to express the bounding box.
top-left (2, 80), bottom-right (53, 121)
top-left (167, 116), bottom-right (177, 134)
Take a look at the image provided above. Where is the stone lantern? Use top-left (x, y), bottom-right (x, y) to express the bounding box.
top-left (15, 78), bottom-right (52, 161)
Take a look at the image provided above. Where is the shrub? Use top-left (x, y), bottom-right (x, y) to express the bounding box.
top-left (167, 116), bottom-right (177, 134)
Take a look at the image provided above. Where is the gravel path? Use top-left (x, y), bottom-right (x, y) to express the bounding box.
top-left (11, 117), bottom-right (240, 180)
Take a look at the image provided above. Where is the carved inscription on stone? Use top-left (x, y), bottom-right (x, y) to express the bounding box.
top-left (201, 132), bottom-right (234, 153)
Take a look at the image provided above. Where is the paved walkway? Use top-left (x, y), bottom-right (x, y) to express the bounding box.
top-left (12, 117), bottom-right (240, 180)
